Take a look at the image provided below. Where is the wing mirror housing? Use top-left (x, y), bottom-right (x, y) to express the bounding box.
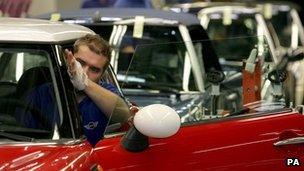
top-left (134, 104), bottom-right (181, 138)
top-left (121, 104), bottom-right (181, 152)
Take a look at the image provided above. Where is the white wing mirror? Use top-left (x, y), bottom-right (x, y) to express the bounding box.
top-left (134, 104), bottom-right (181, 138)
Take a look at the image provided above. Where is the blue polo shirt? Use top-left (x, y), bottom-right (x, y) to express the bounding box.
top-left (17, 82), bottom-right (118, 146)
top-left (15, 83), bottom-right (59, 130)
top-left (79, 82), bottom-right (118, 146)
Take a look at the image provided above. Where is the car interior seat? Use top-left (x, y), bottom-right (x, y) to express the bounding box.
top-left (16, 66), bottom-right (52, 97)
top-left (14, 66), bottom-right (54, 130)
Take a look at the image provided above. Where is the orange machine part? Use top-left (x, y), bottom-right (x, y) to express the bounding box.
top-left (242, 61), bottom-right (261, 104)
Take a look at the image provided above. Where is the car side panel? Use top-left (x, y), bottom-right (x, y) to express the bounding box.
top-left (94, 111), bottom-right (304, 171)
top-left (0, 141), bottom-right (94, 170)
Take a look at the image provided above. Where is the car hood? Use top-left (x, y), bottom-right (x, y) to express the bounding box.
top-left (0, 144), bottom-right (65, 170)
top-left (0, 142), bottom-right (91, 170)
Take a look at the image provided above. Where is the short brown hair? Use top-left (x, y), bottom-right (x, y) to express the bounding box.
top-left (74, 34), bottom-right (112, 68)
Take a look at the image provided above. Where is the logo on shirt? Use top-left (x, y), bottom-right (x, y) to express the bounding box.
top-left (84, 121), bottom-right (98, 130)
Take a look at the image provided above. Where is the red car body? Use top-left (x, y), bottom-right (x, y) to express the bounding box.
top-left (1, 109), bottom-right (304, 170)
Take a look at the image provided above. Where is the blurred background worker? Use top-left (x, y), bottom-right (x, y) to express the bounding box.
top-left (81, 0), bottom-right (155, 8)
top-left (81, 0), bottom-right (116, 8)
top-left (0, 0), bottom-right (32, 17)
top-left (81, 0), bottom-right (195, 9)
top-left (113, 0), bottom-right (153, 8)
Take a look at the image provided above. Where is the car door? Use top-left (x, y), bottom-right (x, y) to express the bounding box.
top-left (92, 107), bottom-right (304, 171)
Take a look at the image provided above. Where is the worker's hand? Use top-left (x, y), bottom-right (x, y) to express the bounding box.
top-left (64, 49), bottom-right (88, 90)
top-left (114, 103), bottom-right (138, 132)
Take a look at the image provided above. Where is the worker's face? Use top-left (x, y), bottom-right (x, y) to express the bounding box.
top-left (74, 45), bottom-right (108, 83)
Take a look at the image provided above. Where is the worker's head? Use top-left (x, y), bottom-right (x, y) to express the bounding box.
top-left (73, 34), bottom-right (111, 83)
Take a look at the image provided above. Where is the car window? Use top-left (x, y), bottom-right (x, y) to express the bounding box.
top-left (269, 10), bottom-right (302, 47)
top-left (123, 36), bottom-right (284, 126)
top-left (207, 14), bottom-right (257, 38)
top-left (116, 26), bottom-right (199, 92)
top-left (0, 45), bottom-right (67, 141)
top-left (188, 25), bottom-right (222, 73)
top-left (204, 12), bottom-right (272, 62)
top-left (0, 52), bottom-right (48, 83)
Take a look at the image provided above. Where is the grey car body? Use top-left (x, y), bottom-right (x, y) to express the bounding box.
top-left (168, 1), bottom-right (304, 105)
top-left (256, 2), bottom-right (304, 105)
